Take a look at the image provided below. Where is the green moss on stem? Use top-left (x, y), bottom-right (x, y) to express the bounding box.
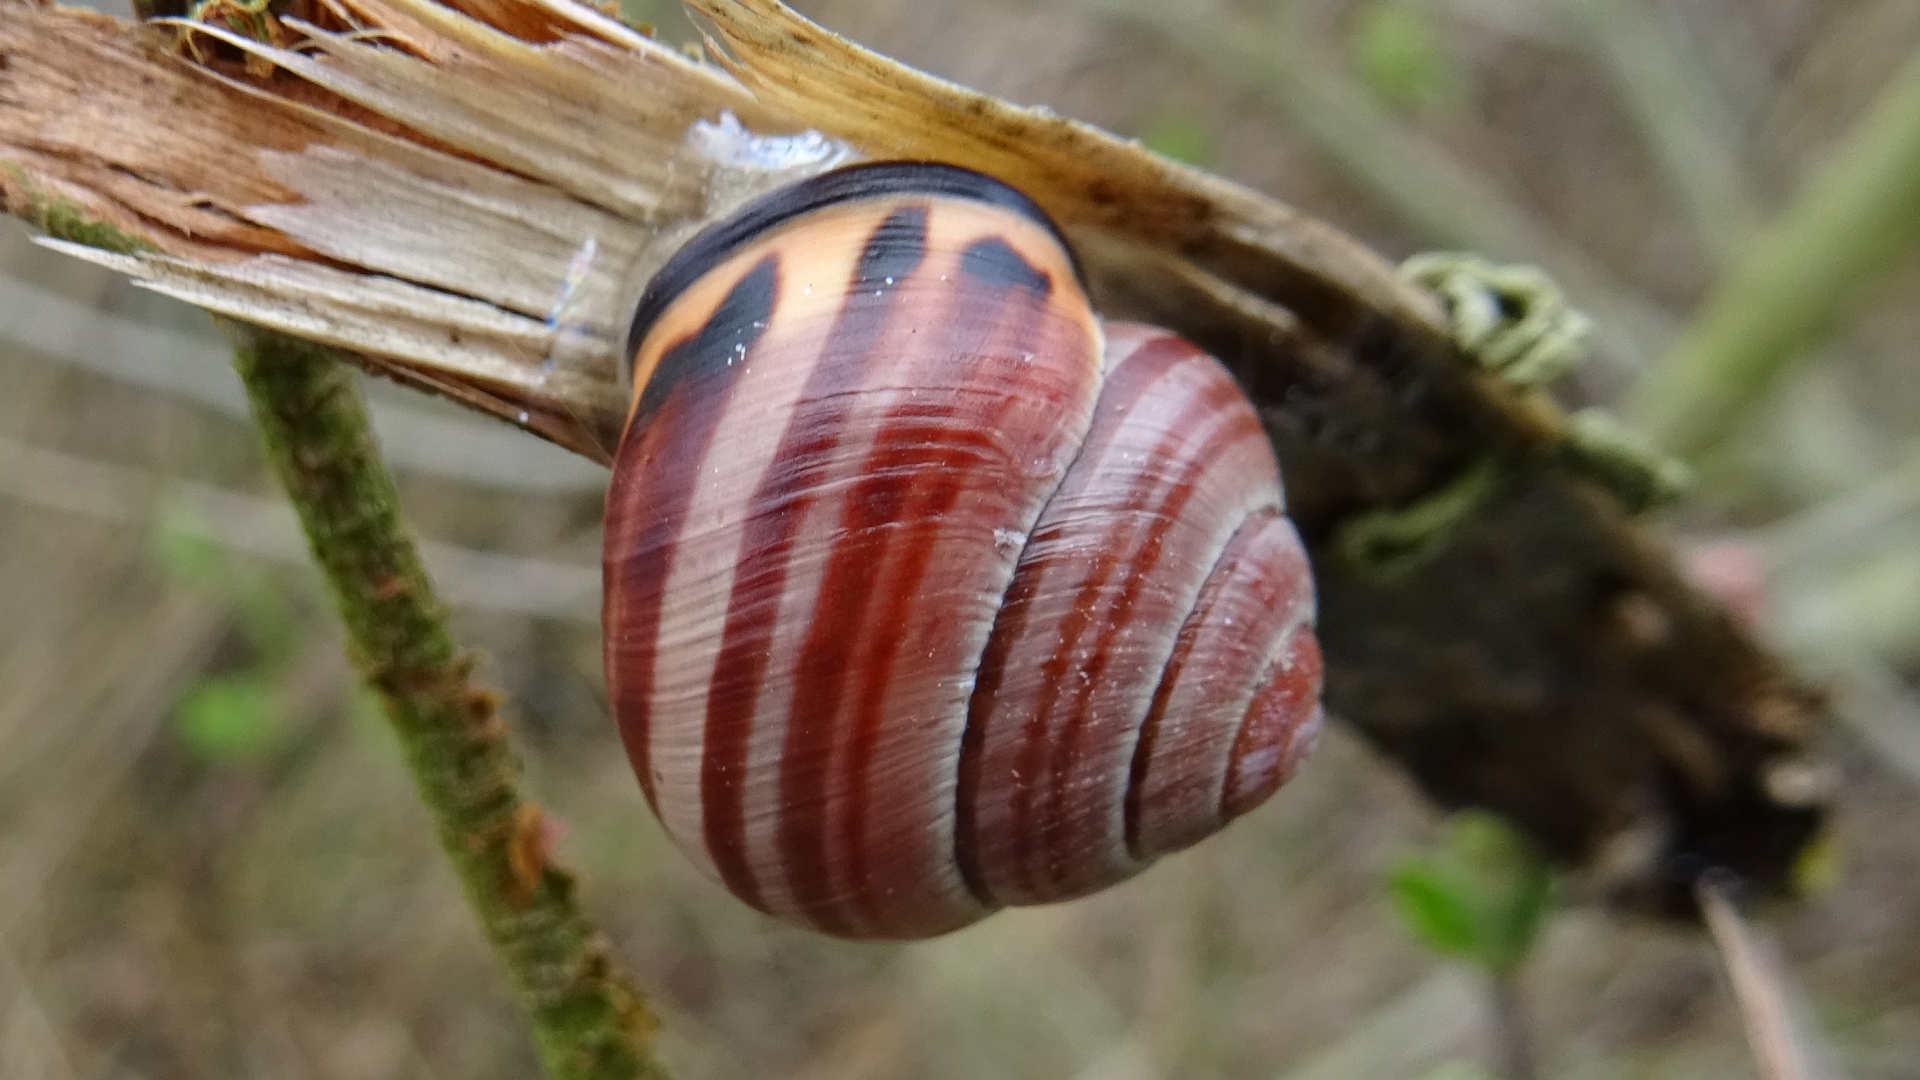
top-left (2, 162), bottom-right (156, 256)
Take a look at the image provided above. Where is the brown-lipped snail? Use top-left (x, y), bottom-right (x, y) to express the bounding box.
top-left (603, 161), bottom-right (1323, 939)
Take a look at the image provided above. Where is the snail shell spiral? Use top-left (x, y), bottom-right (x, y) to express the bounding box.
top-left (604, 162), bottom-right (1322, 938)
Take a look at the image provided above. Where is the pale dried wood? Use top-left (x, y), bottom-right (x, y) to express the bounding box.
top-left (0, 0), bottom-right (830, 455)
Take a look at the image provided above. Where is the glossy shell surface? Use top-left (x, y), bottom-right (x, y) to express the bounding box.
top-left (604, 163), bottom-right (1322, 938)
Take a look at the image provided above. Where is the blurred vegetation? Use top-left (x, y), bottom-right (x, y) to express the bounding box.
top-left (1349, 0), bottom-right (1465, 116)
top-left (1138, 106), bottom-right (1218, 167)
top-left (1391, 814), bottom-right (1554, 1080)
top-left (2, 0), bottom-right (1920, 1079)
top-left (1390, 812), bottom-right (1554, 980)
top-left (156, 512), bottom-right (305, 764)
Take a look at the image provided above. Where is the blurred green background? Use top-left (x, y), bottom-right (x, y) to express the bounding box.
top-left (3, 0), bottom-right (1919, 1078)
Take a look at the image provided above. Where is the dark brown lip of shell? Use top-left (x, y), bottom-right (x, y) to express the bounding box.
top-left (622, 161), bottom-right (1084, 379)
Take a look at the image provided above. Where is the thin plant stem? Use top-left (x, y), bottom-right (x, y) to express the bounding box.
top-left (1487, 970), bottom-right (1538, 1080)
top-left (226, 322), bottom-right (668, 1080)
top-left (1697, 874), bottom-right (1808, 1080)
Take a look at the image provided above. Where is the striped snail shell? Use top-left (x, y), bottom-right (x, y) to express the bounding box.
top-left (604, 161), bottom-right (1323, 939)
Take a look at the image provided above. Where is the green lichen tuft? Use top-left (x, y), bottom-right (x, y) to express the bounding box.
top-left (1403, 251), bottom-right (1592, 389)
top-left (1556, 408), bottom-right (1692, 512)
top-left (1404, 252), bottom-right (1688, 515)
top-left (1333, 458), bottom-right (1506, 578)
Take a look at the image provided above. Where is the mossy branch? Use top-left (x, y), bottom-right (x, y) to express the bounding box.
top-left (226, 323), bottom-right (668, 1080)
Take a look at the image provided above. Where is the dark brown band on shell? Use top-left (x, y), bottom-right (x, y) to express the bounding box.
top-left (624, 161), bottom-right (1080, 378)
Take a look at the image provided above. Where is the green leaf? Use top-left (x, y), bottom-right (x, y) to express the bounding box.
top-left (1389, 811), bottom-right (1556, 974)
top-left (1445, 811), bottom-right (1554, 972)
top-left (175, 674), bottom-right (281, 763)
top-left (1350, 0), bottom-right (1462, 116)
top-left (1486, 854), bottom-right (1554, 973)
top-left (1389, 859), bottom-right (1482, 958)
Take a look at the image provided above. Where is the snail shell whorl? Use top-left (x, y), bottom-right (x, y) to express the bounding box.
top-left (605, 162), bottom-right (1322, 939)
